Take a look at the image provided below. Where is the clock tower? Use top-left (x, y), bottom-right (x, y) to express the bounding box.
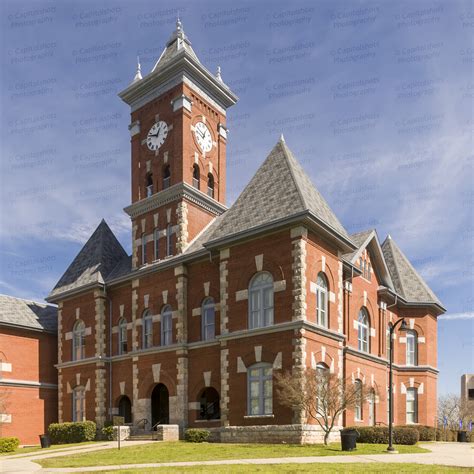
top-left (119, 20), bottom-right (238, 269)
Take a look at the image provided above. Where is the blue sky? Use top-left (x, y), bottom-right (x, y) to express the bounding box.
top-left (0, 0), bottom-right (472, 396)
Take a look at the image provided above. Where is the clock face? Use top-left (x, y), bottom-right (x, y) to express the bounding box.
top-left (194, 121), bottom-right (212, 153)
top-left (147, 121), bottom-right (168, 151)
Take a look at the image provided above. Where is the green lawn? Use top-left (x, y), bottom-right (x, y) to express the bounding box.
top-left (37, 442), bottom-right (429, 468)
top-left (96, 465), bottom-right (471, 474)
top-left (1, 441), bottom-right (105, 457)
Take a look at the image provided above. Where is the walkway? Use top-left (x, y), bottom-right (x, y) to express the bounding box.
top-left (0, 442), bottom-right (472, 473)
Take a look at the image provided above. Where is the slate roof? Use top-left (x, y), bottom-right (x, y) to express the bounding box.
top-left (48, 219), bottom-right (128, 299)
top-left (381, 235), bottom-right (443, 307)
top-left (343, 229), bottom-right (375, 262)
top-left (0, 294), bottom-right (57, 332)
top-left (152, 19), bottom-right (200, 73)
top-left (206, 138), bottom-right (350, 243)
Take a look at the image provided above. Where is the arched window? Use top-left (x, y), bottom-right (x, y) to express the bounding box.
top-left (72, 320), bottom-right (85, 361)
top-left (316, 272), bottom-right (328, 328)
top-left (154, 228), bottom-right (160, 260)
top-left (357, 308), bottom-right (369, 353)
top-left (316, 362), bottom-right (329, 412)
top-left (163, 165), bottom-right (171, 189)
top-left (161, 305), bottom-right (173, 346)
top-left (249, 272), bottom-right (274, 329)
top-left (198, 387), bottom-right (220, 420)
top-left (72, 386), bottom-right (86, 422)
top-left (354, 379), bottom-right (363, 421)
top-left (202, 297), bottom-right (215, 341)
top-left (145, 173), bottom-right (153, 197)
top-left (141, 234), bottom-right (147, 265)
top-left (192, 164), bottom-right (200, 189)
top-left (118, 318), bottom-right (127, 355)
top-left (406, 330), bottom-right (418, 366)
top-left (142, 310), bottom-right (153, 349)
top-left (368, 389), bottom-right (376, 426)
top-left (166, 224), bottom-right (173, 256)
top-left (207, 173), bottom-right (214, 198)
top-left (406, 387), bottom-right (418, 424)
top-left (247, 363), bottom-right (272, 416)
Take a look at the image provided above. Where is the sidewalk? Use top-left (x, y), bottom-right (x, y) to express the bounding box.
top-left (1, 442), bottom-right (472, 473)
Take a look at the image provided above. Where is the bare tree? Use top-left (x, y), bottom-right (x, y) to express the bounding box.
top-left (275, 368), bottom-right (372, 444)
top-left (0, 387), bottom-right (11, 438)
top-left (438, 394), bottom-right (474, 430)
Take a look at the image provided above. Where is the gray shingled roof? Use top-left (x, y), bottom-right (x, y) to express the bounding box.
top-left (206, 139), bottom-right (350, 243)
top-left (381, 236), bottom-right (442, 306)
top-left (48, 219), bottom-right (127, 299)
top-left (151, 20), bottom-right (200, 74)
top-left (0, 294), bottom-right (57, 332)
top-left (343, 229), bottom-right (374, 262)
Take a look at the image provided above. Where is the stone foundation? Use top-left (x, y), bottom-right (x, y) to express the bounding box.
top-left (155, 424), bottom-right (180, 441)
top-left (208, 424), bottom-right (341, 444)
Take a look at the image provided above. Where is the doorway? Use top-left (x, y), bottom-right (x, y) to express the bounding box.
top-left (118, 395), bottom-right (132, 423)
top-left (151, 383), bottom-right (169, 426)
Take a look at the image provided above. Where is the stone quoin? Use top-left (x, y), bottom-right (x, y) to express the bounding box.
top-left (46, 20), bottom-right (445, 443)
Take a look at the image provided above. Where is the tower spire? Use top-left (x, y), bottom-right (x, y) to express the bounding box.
top-left (132, 56), bottom-right (142, 83)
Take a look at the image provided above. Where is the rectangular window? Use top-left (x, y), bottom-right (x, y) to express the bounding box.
top-left (202, 305), bottom-right (215, 341)
top-left (142, 234), bottom-right (147, 265)
top-left (143, 317), bottom-right (153, 349)
top-left (406, 388), bottom-right (418, 424)
top-left (154, 230), bottom-right (159, 260)
top-left (166, 225), bottom-right (173, 256)
top-left (248, 365), bottom-right (273, 416)
top-left (354, 381), bottom-right (363, 421)
top-left (72, 389), bottom-right (85, 422)
top-left (162, 314), bottom-right (172, 346)
top-left (119, 326), bottom-right (127, 355)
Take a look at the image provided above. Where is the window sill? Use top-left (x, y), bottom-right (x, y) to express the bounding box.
top-left (244, 414), bottom-right (275, 419)
top-left (195, 419), bottom-right (221, 423)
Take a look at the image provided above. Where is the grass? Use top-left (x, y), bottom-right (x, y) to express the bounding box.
top-left (1, 441), bottom-right (104, 457)
top-left (37, 442), bottom-right (429, 468)
top-left (95, 465), bottom-right (471, 474)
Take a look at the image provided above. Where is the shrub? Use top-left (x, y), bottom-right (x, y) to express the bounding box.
top-left (101, 425), bottom-right (114, 441)
top-left (0, 437), bottom-right (20, 453)
top-left (184, 428), bottom-right (210, 443)
top-left (435, 429), bottom-right (472, 442)
top-left (345, 426), bottom-right (419, 445)
top-left (48, 421), bottom-right (96, 444)
top-left (400, 424), bottom-right (436, 441)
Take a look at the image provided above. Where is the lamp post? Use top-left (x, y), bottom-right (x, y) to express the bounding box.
top-left (387, 318), bottom-right (409, 452)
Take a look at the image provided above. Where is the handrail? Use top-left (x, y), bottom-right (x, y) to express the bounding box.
top-left (151, 421), bottom-right (161, 440)
top-left (136, 418), bottom-right (149, 430)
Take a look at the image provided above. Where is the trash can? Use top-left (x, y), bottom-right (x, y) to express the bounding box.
top-left (457, 431), bottom-right (468, 442)
top-left (39, 434), bottom-right (51, 448)
top-left (340, 429), bottom-right (358, 451)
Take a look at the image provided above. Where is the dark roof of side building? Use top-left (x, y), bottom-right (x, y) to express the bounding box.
top-left (381, 235), bottom-right (443, 307)
top-left (0, 294), bottom-right (57, 333)
top-left (48, 219), bottom-right (127, 299)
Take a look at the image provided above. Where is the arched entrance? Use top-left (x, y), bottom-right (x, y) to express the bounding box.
top-left (151, 383), bottom-right (169, 426)
top-left (118, 396), bottom-right (132, 424)
top-left (198, 387), bottom-right (220, 420)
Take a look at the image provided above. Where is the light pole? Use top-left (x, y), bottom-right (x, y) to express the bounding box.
top-left (387, 318), bottom-right (408, 452)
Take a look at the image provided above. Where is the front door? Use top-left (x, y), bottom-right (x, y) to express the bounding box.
top-left (151, 383), bottom-right (169, 427)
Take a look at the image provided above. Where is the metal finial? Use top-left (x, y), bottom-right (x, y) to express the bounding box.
top-left (216, 66), bottom-right (222, 82)
top-left (280, 133), bottom-right (285, 143)
top-left (132, 56), bottom-right (142, 83)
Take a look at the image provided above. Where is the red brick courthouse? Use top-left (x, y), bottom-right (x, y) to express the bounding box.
top-left (47, 21), bottom-right (445, 443)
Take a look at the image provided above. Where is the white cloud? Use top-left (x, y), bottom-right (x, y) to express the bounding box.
top-left (438, 312), bottom-right (474, 321)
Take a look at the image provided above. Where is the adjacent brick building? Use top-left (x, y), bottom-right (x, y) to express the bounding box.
top-left (0, 295), bottom-right (58, 445)
top-left (47, 20), bottom-right (445, 443)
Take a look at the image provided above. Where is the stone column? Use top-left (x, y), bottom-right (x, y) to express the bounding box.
top-left (291, 227), bottom-right (307, 321)
top-left (220, 344), bottom-right (230, 426)
top-left (174, 265), bottom-right (188, 343)
top-left (219, 248), bottom-right (229, 334)
top-left (94, 289), bottom-right (107, 428)
top-left (176, 201), bottom-right (189, 254)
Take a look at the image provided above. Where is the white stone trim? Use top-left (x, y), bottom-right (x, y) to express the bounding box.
top-left (0, 414), bottom-right (12, 423)
top-left (144, 294), bottom-right (149, 308)
top-left (255, 254), bottom-right (263, 272)
top-left (129, 120), bottom-right (140, 136)
top-left (329, 291), bottom-right (336, 303)
top-left (65, 332), bottom-right (73, 341)
top-left (370, 328), bottom-right (376, 337)
top-left (254, 346), bottom-right (262, 362)
top-left (204, 282), bottom-right (210, 297)
top-left (119, 381), bottom-right (125, 395)
top-left (274, 280), bottom-right (286, 292)
top-left (119, 305), bottom-right (124, 317)
top-left (236, 289), bottom-right (248, 301)
top-left (237, 356), bottom-right (246, 373)
top-left (399, 336), bottom-right (407, 343)
top-left (290, 226), bottom-right (307, 238)
top-left (0, 362), bottom-right (12, 372)
top-left (112, 327), bottom-right (119, 334)
top-left (321, 256), bottom-right (326, 272)
top-left (152, 314), bottom-right (161, 323)
top-left (85, 327), bottom-right (92, 336)
top-left (418, 336), bottom-right (425, 343)
top-left (152, 363), bottom-right (161, 383)
top-left (188, 402), bottom-right (200, 410)
top-left (273, 352), bottom-right (282, 369)
top-left (162, 290), bottom-right (168, 304)
top-left (204, 371), bottom-right (211, 387)
top-left (192, 307), bottom-right (201, 316)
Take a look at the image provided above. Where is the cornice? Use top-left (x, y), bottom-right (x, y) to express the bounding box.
top-left (124, 182), bottom-right (227, 219)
